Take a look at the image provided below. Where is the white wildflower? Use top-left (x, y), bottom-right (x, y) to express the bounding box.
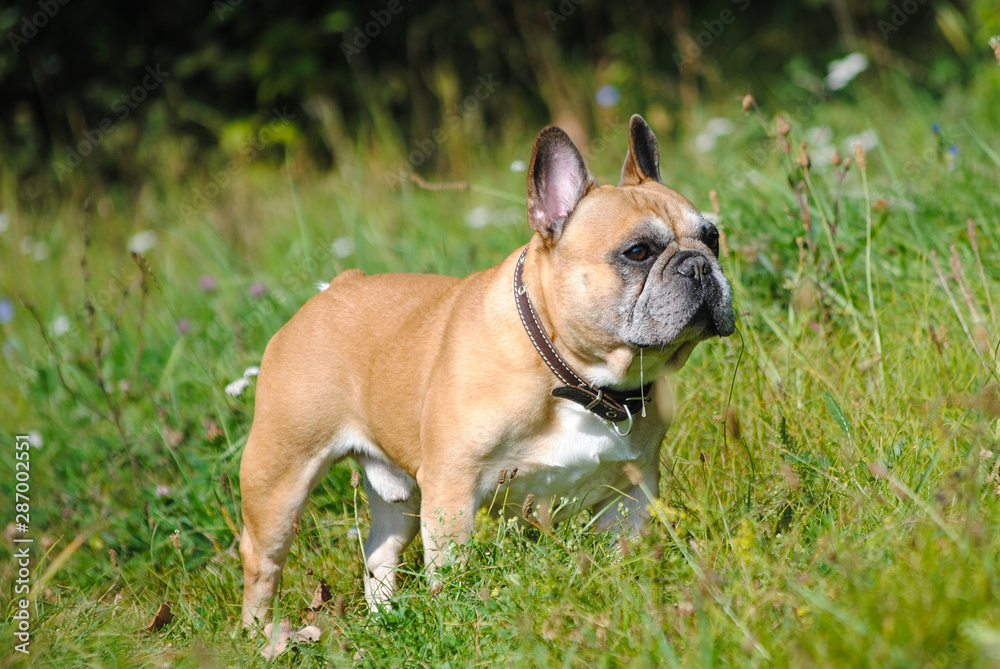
top-left (51, 315), bottom-right (71, 336)
top-left (0, 212), bottom-right (8, 234)
top-left (28, 430), bottom-right (43, 448)
top-left (33, 241), bottom-right (49, 261)
top-left (693, 117), bottom-right (734, 154)
top-left (465, 205), bottom-right (491, 229)
top-left (331, 236), bottom-right (354, 258)
top-left (243, 366), bottom-right (260, 378)
top-left (225, 377), bottom-right (252, 397)
top-left (704, 117), bottom-right (734, 136)
top-left (805, 126), bottom-right (833, 146)
top-left (315, 281), bottom-right (331, 292)
top-left (127, 230), bottom-right (158, 254)
top-left (510, 159), bottom-right (527, 173)
top-left (812, 145), bottom-right (837, 167)
top-left (825, 52), bottom-right (868, 90)
top-left (843, 129), bottom-right (879, 154)
top-left (694, 133), bottom-right (717, 154)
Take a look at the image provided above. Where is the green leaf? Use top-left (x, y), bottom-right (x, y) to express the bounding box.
top-left (823, 392), bottom-right (851, 441)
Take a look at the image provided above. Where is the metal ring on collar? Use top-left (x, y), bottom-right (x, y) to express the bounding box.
top-left (612, 403), bottom-right (634, 437)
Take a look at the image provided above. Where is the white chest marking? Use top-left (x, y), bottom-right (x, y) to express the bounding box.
top-left (507, 402), bottom-right (646, 500)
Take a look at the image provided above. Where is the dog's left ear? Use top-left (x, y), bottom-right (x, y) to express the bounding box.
top-left (619, 114), bottom-right (661, 186)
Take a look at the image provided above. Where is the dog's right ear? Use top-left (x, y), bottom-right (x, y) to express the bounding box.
top-left (526, 127), bottom-right (596, 244)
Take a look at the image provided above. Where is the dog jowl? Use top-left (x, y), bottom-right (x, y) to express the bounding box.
top-left (239, 114), bottom-right (734, 627)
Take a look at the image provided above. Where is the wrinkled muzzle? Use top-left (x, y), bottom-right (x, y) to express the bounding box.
top-left (624, 250), bottom-right (735, 348)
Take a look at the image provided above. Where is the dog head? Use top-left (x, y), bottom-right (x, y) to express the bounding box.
top-left (525, 114), bottom-right (735, 383)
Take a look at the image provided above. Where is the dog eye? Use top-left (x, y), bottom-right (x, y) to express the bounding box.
top-left (703, 228), bottom-right (720, 256)
top-left (623, 243), bottom-right (652, 262)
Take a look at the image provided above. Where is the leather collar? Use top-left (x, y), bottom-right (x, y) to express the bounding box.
top-left (513, 247), bottom-right (652, 433)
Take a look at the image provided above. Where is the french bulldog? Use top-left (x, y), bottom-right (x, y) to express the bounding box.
top-left (239, 114), bottom-right (734, 627)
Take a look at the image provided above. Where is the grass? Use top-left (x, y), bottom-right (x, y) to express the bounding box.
top-left (2, 72), bottom-right (1000, 667)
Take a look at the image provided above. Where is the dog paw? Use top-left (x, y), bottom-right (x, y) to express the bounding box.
top-left (261, 619), bottom-right (321, 660)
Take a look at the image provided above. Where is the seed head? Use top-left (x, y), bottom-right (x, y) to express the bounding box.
top-left (776, 116), bottom-right (791, 137)
top-left (171, 530), bottom-right (181, 550)
top-left (109, 548), bottom-right (119, 568)
top-left (521, 493), bottom-right (535, 519)
top-left (350, 469), bottom-right (361, 489)
top-left (725, 406), bottom-right (742, 442)
top-left (741, 94), bottom-right (755, 115)
top-left (796, 140), bottom-right (810, 169)
top-left (832, 150), bottom-right (842, 166)
top-left (853, 143), bottom-right (867, 173)
top-left (498, 468), bottom-right (507, 485)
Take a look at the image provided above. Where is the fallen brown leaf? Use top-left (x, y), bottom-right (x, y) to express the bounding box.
top-left (144, 602), bottom-right (174, 632)
top-left (309, 579), bottom-right (332, 609)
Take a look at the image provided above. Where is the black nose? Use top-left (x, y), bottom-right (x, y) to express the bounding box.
top-left (675, 253), bottom-right (709, 281)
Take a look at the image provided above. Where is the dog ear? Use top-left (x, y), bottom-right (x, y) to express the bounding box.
top-left (526, 126), bottom-right (596, 244)
top-left (619, 114), bottom-right (661, 186)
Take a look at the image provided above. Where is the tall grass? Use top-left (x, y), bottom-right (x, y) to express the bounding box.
top-left (1, 73), bottom-right (999, 667)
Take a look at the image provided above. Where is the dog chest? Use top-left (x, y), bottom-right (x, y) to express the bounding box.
top-left (497, 402), bottom-right (652, 501)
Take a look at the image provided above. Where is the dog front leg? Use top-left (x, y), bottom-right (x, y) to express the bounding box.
top-left (417, 475), bottom-right (477, 591)
top-left (361, 474), bottom-right (421, 611)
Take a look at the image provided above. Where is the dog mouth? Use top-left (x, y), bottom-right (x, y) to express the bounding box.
top-left (627, 302), bottom-right (727, 351)
top-left (687, 303), bottom-right (714, 332)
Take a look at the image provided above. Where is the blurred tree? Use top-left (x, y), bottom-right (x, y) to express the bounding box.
top-left (0, 0), bottom-right (987, 190)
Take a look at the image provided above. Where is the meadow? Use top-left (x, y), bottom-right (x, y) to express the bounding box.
top-left (2, 67), bottom-right (1000, 667)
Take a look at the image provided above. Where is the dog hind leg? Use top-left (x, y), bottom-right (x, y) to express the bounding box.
top-left (240, 430), bottom-right (340, 630)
